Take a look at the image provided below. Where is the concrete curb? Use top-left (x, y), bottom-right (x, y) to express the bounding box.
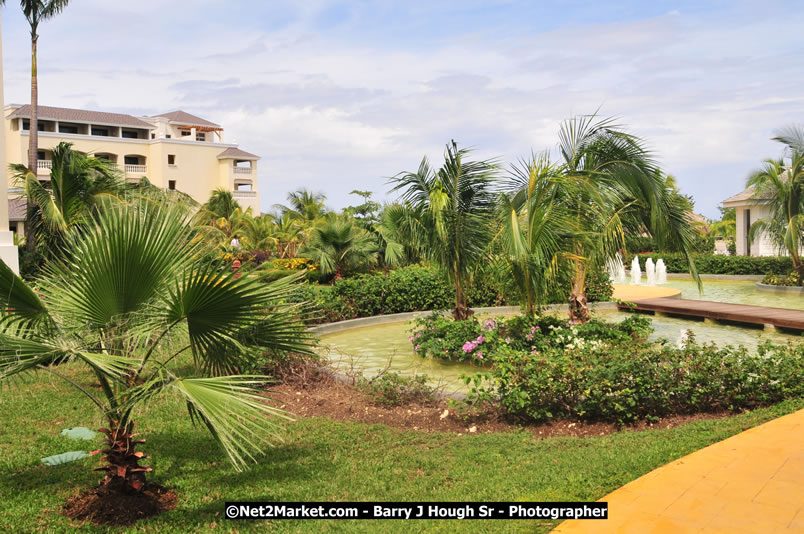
top-left (756, 282), bottom-right (804, 295)
top-left (307, 302), bottom-right (620, 335)
top-left (665, 273), bottom-right (764, 281)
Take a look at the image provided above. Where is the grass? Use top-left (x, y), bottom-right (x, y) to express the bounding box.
top-left (1, 361), bottom-right (802, 533)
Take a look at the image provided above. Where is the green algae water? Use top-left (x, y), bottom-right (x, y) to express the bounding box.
top-left (318, 279), bottom-right (803, 391)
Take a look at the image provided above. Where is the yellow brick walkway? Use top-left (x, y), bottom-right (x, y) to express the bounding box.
top-left (554, 408), bottom-right (804, 533)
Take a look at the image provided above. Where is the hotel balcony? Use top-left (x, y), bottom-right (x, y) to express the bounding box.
top-left (123, 164), bottom-right (147, 175)
top-left (37, 160), bottom-right (52, 175)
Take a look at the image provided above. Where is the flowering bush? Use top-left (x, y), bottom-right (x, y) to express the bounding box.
top-left (409, 313), bottom-right (652, 363)
top-left (464, 338), bottom-right (804, 424)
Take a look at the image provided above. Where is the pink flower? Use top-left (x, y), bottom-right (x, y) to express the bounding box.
top-left (530, 349), bottom-right (538, 355)
top-left (476, 336), bottom-right (486, 343)
top-left (505, 337), bottom-right (511, 343)
top-left (476, 352), bottom-right (484, 360)
top-left (408, 336), bottom-right (415, 342)
top-left (462, 341), bottom-right (477, 353)
top-left (414, 345), bottom-right (420, 351)
top-left (525, 333), bottom-right (534, 341)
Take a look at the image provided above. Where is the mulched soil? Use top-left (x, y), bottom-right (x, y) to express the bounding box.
top-left (63, 483), bottom-right (177, 526)
top-left (270, 378), bottom-right (731, 438)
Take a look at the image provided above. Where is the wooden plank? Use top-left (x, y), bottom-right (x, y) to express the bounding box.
top-left (617, 298), bottom-right (804, 330)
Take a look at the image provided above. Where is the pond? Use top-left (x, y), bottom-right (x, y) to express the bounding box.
top-left (317, 279), bottom-right (803, 391)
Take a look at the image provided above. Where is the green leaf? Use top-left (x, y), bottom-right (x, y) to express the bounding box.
top-left (59, 427), bottom-right (95, 440)
top-left (41, 451), bottom-right (89, 466)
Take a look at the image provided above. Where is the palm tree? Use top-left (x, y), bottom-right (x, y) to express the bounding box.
top-left (301, 215), bottom-right (378, 280)
top-left (241, 214), bottom-right (279, 252)
top-left (21, 0), bottom-right (70, 172)
top-left (198, 188), bottom-right (240, 222)
top-left (0, 201), bottom-right (312, 495)
top-left (747, 131), bottom-right (804, 283)
top-left (551, 115), bottom-right (700, 322)
top-left (389, 141), bottom-right (499, 319)
top-left (495, 153), bottom-right (573, 315)
top-left (273, 212), bottom-right (304, 258)
top-left (274, 188), bottom-right (328, 223)
top-left (11, 141), bottom-right (122, 256)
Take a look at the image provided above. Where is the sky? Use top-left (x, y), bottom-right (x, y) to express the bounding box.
top-left (2, 0), bottom-right (803, 218)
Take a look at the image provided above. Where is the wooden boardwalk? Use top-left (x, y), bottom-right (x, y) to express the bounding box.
top-left (617, 298), bottom-right (804, 330)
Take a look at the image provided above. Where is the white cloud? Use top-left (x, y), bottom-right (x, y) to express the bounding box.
top-left (2, 1), bottom-right (803, 217)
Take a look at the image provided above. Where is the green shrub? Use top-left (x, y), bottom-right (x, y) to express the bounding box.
top-left (762, 272), bottom-right (801, 287)
top-left (465, 338), bottom-right (804, 424)
top-left (356, 371), bottom-right (438, 407)
top-left (626, 253), bottom-right (793, 275)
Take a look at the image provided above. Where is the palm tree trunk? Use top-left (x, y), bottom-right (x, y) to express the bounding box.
top-left (452, 271), bottom-right (473, 320)
top-left (28, 35), bottom-right (39, 172)
top-left (568, 259), bottom-right (590, 323)
top-left (793, 254), bottom-right (804, 286)
top-left (95, 420), bottom-right (151, 494)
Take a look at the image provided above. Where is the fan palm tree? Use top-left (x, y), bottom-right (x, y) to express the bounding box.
top-left (551, 115), bottom-right (700, 322)
top-left (301, 215), bottom-right (378, 280)
top-left (21, 0), bottom-right (70, 172)
top-left (11, 141), bottom-right (123, 256)
top-left (0, 201), bottom-right (312, 495)
top-left (389, 141), bottom-right (499, 319)
top-left (747, 140), bottom-right (804, 283)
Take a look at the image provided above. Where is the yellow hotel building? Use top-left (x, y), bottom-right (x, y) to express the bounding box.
top-left (4, 104), bottom-right (261, 235)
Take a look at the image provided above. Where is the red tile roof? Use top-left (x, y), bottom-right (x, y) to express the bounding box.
top-left (217, 147), bottom-right (259, 160)
top-left (152, 110), bottom-right (221, 129)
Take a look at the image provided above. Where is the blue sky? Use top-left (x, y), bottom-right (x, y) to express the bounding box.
top-left (3, 0), bottom-right (804, 217)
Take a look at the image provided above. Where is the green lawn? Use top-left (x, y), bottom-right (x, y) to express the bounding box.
top-left (1, 362), bottom-right (802, 533)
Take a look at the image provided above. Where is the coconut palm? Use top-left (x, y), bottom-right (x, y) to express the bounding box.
top-left (495, 153), bottom-right (574, 315)
top-left (11, 141), bottom-right (123, 256)
top-left (0, 201), bottom-right (312, 495)
top-left (551, 115), bottom-right (700, 322)
top-left (198, 188), bottom-right (240, 223)
top-left (747, 139), bottom-right (804, 283)
top-left (273, 212), bottom-right (305, 259)
top-left (389, 141), bottom-right (499, 319)
top-left (301, 215), bottom-right (378, 280)
top-left (241, 214), bottom-right (279, 252)
top-left (274, 188), bottom-right (328, 223)
top-left (20, 0), bottom-right (70, 172)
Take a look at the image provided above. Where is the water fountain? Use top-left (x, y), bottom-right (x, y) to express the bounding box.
top-left (645, 257), bottom-right (656, 286)
top-left (606, 253), bottom-right (627, 284)
top-left (630, 256), bottom-right (641, 285)
top-left (656, 259), bottom-right (667, 285)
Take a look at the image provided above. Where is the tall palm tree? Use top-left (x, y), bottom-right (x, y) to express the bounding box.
top-left (301, 215), bottom-right (378, 280)
top-left (0, 201), bottom-right (312, 495)
top-left (241, 213), bottom-right (279, 252)
top-left (389, 141), bottom-right (499, 319)
top-left (198, 188), bottom-right (240, 222)
top-left (747, 136), bottom-right (804, 283)
top-left (11, 141), bottom-right (122, 256)
top-left (21, 0), bottom-right (70, 172)
top-left (552, 115), bottom-right (700, 322)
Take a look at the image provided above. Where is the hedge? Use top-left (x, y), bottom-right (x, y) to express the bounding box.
top-left (288, 264), bottom-right (613, 324)
top-left (626, 253), bottom-right (793, 275)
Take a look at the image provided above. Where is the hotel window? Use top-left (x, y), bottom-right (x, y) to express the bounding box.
top-left (91, 127), bottom-right (109, 136)
top-left (168, 180), bottom-right (176, 190)
top-left (37, 150), bottom-right (46, 160)
top-left (180, 130), bottom-right (191, 137)
top-left (124, 156), bottom-right (140, 165)
top-left (196, 132), bottom-right (206, 141)
top-left (122, 130), bottom-right (139, 139)
top-left (22, 120), bottom-right (46, 131)
top-left (168, 154), bottom-right (176, 165)
top-left (59, 124), bottom-right (79, 134)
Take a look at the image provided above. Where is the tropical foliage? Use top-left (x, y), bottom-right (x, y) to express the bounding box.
top-left (0, 201), bottom-right (313, 494)
top-left (11, 141), bottom-right (123, 258)
top-left (300, 215), bottom-right (378, 280)
top-left (747, 125), bottom-right (804, 284)
top-left (388, 141), bottom-right (499, 319)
